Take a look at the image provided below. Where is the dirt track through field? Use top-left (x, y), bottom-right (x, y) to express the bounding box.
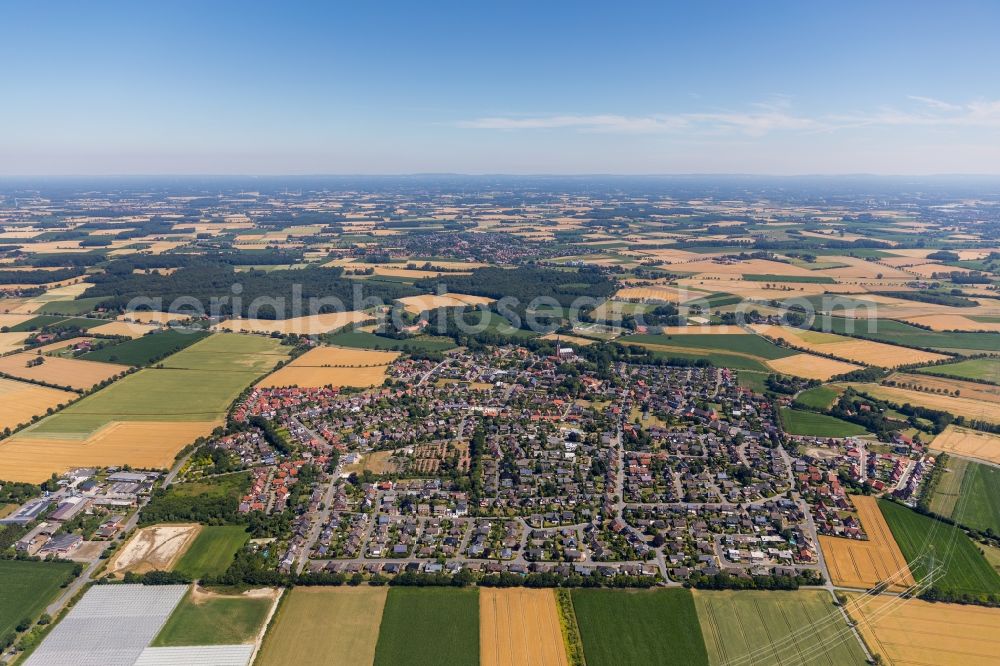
top-left (480, 588), bottom-right (568, 666)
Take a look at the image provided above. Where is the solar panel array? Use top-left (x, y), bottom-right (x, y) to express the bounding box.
top-left (25, 585), bottom-right (188, 666)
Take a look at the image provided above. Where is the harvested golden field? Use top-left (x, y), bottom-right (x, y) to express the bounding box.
top-left (87, 320), bottom-right (161, 338)
top-left (931, 426), bottom-right (1000, 465)
top-left (0, 313), bottom-right (33, 327)
top-left (106, 524), bottom-right (202, 577)
top-left (668, 258), bottom-right (818, 277)
top-left (614, 285), bottom-right (685, 302)
top-left (0, 377), bottom-right (76, 430)
top-left (258, 345), bottom-right (399, 388)
top-left (0, 332), bottom-right (28, 354)
top-left (0, 352), bottom-right (125, 390)
top-left (259, 365), bottom-right (389, 389)
top-left (904, 262), bottom-right (975, 278)
top-left (888, 372), bottom-right (1000, 404)
top-left (287, 346), bottom-right (399, 367)
top-left (331, 260), bottom-right (473, 279)
top-left (848, 594), bottom-right (1000, 666)
top-left (396, 292), bottom-right (495, 314)
top-left (842, 383), bottom-right (999, 424)
top-left (814, 256), bottom-right (913, 280)
top-left (677, 278), bottom-right (856, 300)
top-left (901, 314), bottom-right (1000, 332)
top-left (257, 587), bottom-right (388, 666)
top-left (819, 495), bottom-right (914, 592)
top-left (0, 420), bottom-right (219, 482)
top-left (752, 324), bottom-right (948, 367)
top-left (631, 248), bottom-right (706, 263)
top-left (118, 310), bottom-right (191, 324)
top-left (480, 588), bottom-right (568, 666)
top-left (766, 353), bottom-right (861, 380)
top-left (541, 333), bottom-right (595, 346)
top-left (214, 310), bottom-right (372, 335)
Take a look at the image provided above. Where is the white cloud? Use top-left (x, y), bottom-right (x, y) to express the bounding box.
top-left (458, 97), bottom-right (1000, 136)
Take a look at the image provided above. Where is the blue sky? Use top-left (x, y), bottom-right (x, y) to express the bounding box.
top-left (2, 0), bottom-right (999, 174)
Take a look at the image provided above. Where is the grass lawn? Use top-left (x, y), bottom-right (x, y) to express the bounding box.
top-left (0, 560), bottom-right (75, 638)
top-left (152, 590), bottom-right (272, 646)
top-left (793, 385), bottom-right (842, 410)
top-left (780, 408), bottom-right (868, 437)
top-left (736, 371), bottom-right (770, 393)
top-left (879, 499), bottom-right (1000, 597)
top-left (173, 525), bottom-right (249, 579)
top-left (373, 587), bottom-right (479, 666)
top-left (572, 588), bottom-right (708, 666)
top-left (693, 590), bottom-right (866, 666)
top-left (81, 330), bottom-right (209, 366)
top-left (258, 587), bottom-right (388, 666)
top-left (933, 458), bottom-right (1000, 535)
top-left (325, 330), bottom-right (457, 352)
top-left (168, 472), bottom-right (251, 499)
top-left (915, 358), bottom-right (1000, 384)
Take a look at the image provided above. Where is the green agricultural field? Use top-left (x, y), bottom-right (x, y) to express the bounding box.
top-left (0, 560), bottom-right (75, 638)
top-left (258, 587), bottom-right (388, 666)
top-left (643, 347), bottom-right (771, 372)
top-left (4, 315), bottom-right (107, 332)
top-left (822, 317), bottom-right (1000, 352)
top-left (744, 274), bottom-right (836, 284)
top-left (928, 456), bottom-right (968, 519)
top-left (682, 292), bottom-right (743, 308)
top-left (931, 458), bottom-right (1000, 535)
top-left (173, 526), bottom-right (249, 579)
top-left (152, 590), bottom-right (272, 646)
top-left (694, 590), bottom-right (866, 666)
top-left (4, 315), bottom-right (70, 332)
top-left (81, 330), bottom-right (209, 366)
top-left (451, 309), bottom-right (539, 338)
top-left (572, 588), bottom-right (708, 666)
top-left (624, 333), bottom-right (796, 360)
top-left (36, 297), bottom-right (107, 316)
top-left (780, 408), bottom-right (868, 437)
top-left (879, 499), bottom-right (1000, 597)
top-left (373, 587), bottom-right (479, 666)
top-left (26, 333), bottom-right (288, 436)
top-left (793, 385), bottom-right (842, 410)
top-left (736, 371), bottom-right (770, 393)
top-left (325, 330), bottom-right (457, 352)
top-left (159, 332), bottom-right (289, 374)
top-left (915, 358), bottom-right (1000, 384)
